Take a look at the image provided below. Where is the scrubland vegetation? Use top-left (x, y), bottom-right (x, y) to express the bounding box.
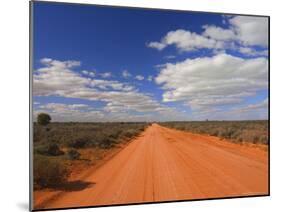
top-left (33, 115), bottom-right (148, 189)
top-left (160, 120), bottom-right (268, 145)
top-left (33, 113), bottom-right (268, 191)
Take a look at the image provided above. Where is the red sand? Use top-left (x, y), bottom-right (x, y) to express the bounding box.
top-left (35, 124), bottom-right (268, 209)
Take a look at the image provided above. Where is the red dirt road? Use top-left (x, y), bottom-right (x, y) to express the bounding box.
top-left (37, 124), bottom-right (268, 209)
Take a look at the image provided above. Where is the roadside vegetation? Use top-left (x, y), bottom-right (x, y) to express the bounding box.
top-left (160, 120), bottom-right (268, 145)
top-left (33, 113), bottom-right (148, 190)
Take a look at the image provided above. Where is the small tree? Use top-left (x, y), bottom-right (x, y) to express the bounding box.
top-left (37, 113), bottom-right (51, 126)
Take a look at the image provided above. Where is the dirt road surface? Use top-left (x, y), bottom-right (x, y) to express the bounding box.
top-left (36, 124), bottom-right (268, 209)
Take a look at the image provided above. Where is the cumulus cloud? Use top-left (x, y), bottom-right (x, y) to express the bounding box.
top-left (202, 25), bottom-right (236, 41)
top-left (40, 58), bottom-right (81, 68)
top-left (135, 75), bottom-right (145, 81)
top-left (155, 53), bottom-right (268, 112)
top-left (122, 70), bottom-right (131, 78)
top-left (100, 72), bottom-right (112, 78)
top-left (34, 59), bottom-right (89, 96)
top-left (147, 75), bottom-right (153, 81)
top-left (81, 70), bottom-right (95, 77)
top-left (233, 98), bottom-right (268, 113)
top-left (35, 101), bottom-right (184, 122)
top-left (204, 16), bottom-right (268, 47)
top-left (34, 58), bottom-right (175, 120)
top-left (220, 98), bottom-right (269, 120)
top-left (229, 16), bottom-right (268, 47)
top-left (239, 47), bottom-right (268, 56)
top-left (35, 103), bottom-right (104, 122)
top-left (147, 41), bottom-right (166, 50)
top-left (39, 103), bottom-right (89, 112)
top-left (148, 29), bottom-right (224, 52)
top-left (147, 15), bottom-right (268, 53)
top-left (90, 79), bottom-right (134, 91)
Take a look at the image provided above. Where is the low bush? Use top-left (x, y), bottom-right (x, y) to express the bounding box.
top-left (35, 143), bottom-right (64, 156)
top-left (160, 121), bottom-right (268, 145)
top-left (34, 155), bottom-right (70, 188)
top-left (121, 129), bottom-right (137, 138)
top-left (98, 137), bottom-right (116, 149)
top-left (259, 135), bottom-right (268, 144)
top-left (34, 122), bottom-right (148, 150)
top-left (33, 122), bottom-right (148, 190)
top-left (67, 149), bottom-right (81, 160)
top-left (67, 137), bottom-right (89, 148)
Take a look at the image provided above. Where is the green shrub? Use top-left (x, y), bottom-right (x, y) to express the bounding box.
top-left (237, 136), bottom-right (243, 143)
top-left (99, 137), bottom-right (116, 149)
top-left (259, 135), bottom-right (268, 144)
top-left (160, 121), bottom-right (268, 145)
top-left (253, 135), bottom-right (259, 144)
top-left (35, 143), bottom-right (64, 156)
top-left (34, 122), bottom-right (148, 150)
top-left (109, 130), bottom-right (122, 139)
top-left (121, 129), bottom-right (137, 138)
top-left (34, 156), bottom-right (70, 188)
top-left (67, 149), bottom-right (81, 160)
top-left (210, 130), bottom-right (219, 136)
top-left (68, 137), bottom-right (88, 148)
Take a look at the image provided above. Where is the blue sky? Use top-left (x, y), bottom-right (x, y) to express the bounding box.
top-left (32, 2), bottom-right (269, 122)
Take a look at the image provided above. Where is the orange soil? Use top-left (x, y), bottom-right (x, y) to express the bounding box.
top-left (34, 124), bottom-right (268, 210)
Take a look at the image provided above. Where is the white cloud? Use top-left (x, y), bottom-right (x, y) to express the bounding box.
top-left (181, 97), bottom-right (268, 121)
top-left (147, 15), bottom-right (268, 53)
top-left (202, 25), bottom-right (236, 41)
top-left (82, 70), bottom-right (95, 77)
top-left (82, 70), bottom-right (88, 75)
top-left (40, 58), bottom-right (81, 68)
top-left (145, 15), bottom-right (268, 120)
top-left (35, 103), bottom-right (175, 122)
top-left (147, 75), bottom-right (153, 81)
top-left (233, 98), bottom-right (268, 113)
top-left (34, 58), bottom-right (175, 120)
top-left (39, 103), bottom-right (89, 112)
top-left (155, 53), bottom-right (268, 112)
top-left (34, 59), bottom-right (89, 96)
top-left (148, 29), bottom-right (224, 52)
top-left (122, 70), bottom-right (131, 78)
top-left (135, 75), bottom-right (145, 81)
top-left (221, 98), bottom-right (269, 120)
top-left (203, 16), bottom-right (268, 47)
top-left (229, 16), bottom-right (268, 47)
top-left (89, 79), bottom-right (134, 91)
top-left (239, 47), bottom-right (268, 56)
top-left (147, 41), bottom-right (166, 50)
top-left (35, 103), bottom-right (104, 122)
top-left (40, 58), bottom-right (52, 64)
top-left (100, 72), bottom-right (112, 78)
top-left (164, 55), bottom-right (176, 59)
